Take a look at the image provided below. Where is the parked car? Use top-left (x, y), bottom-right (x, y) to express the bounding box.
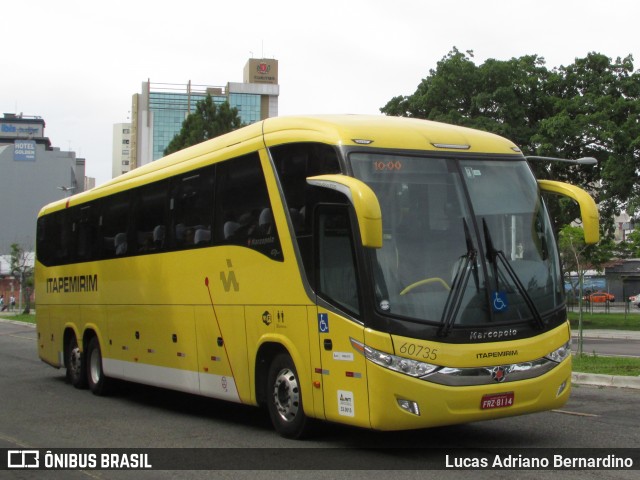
top-left (582, 291), bottom-right (615, 303)
top-left (628, 293), bottom-right (640, 308)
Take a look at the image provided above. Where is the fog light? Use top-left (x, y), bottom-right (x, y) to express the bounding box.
top-left (397, 399), bottom-right (420, 416)
top-left (557, 378), bottom-right (569, 397)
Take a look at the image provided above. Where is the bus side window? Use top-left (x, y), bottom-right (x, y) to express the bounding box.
top-left (215, 153), bottom-right (283, 261)
top-left (75, 204), bottom-right (101, 262)
top-left (316, 205), bottom-right (360, 316)
top-left (171, 168), bottom-right (214, 249)
top-left (101, 192), bottom-right (131, 259)
top-left (270, 142), bottom-right (342, 279)
top-left (135, 181), bottom-right (169, 253)
top-left (37, 212), bottom-right (67, 266)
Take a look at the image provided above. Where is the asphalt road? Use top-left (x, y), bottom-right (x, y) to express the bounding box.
top-left (573, 335), bottom-right (640, 357)
top-left (1, 320), bottom-right (639, 480)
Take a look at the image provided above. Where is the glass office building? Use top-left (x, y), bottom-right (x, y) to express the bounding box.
top-left (125, 58), bottom-right (279, 173)
top-left (148, 87), bottom-right (265, 161)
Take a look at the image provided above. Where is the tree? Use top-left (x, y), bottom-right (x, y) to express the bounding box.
top-left (164, 95), bottom-right (243, 155)
top-left (558, 226), bottom-right (591, 355)
top-left (623, 229), bottom-right (640, 258)
top-left (9, 243), bottom-right (34, 314)
top-left (381, 49), bottom-right (640, 239)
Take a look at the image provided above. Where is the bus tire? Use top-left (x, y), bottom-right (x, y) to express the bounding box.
top-left (86, 336), bottom-right (112, 396)
top-left (65, 334), bottom-right (87, 389)
top-left (266, 353), bottom-right (309, 439)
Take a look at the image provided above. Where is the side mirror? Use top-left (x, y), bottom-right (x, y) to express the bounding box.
top-left (538, 180), bottom-right (600, 244)
top-left (307, 174), bottom-right (382, 248)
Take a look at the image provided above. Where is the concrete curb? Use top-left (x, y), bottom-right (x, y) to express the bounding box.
top-left (572, 329), bottom-right (640, 340)
top-left (572, 372), bottom-right (640, 390)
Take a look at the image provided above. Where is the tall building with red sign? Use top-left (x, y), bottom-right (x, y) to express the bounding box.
top-left (114, 59), bottom-right (279, 177)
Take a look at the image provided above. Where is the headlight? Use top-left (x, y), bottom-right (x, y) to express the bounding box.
top-left (350, 338), bottom-right (440, 378)
top-left (545, 340), bottom-right (572, 363)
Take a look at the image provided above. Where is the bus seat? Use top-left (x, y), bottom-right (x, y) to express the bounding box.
top-left (259, 208), bottom-right (274, 234)
top-left (114, 233), bottom-right (128, 256)
top-left (194, 228), bottom-right (211, 245)
top-left (153, 225), bottom-right (166, 247)
top-left (224, 221), bottom-right (241, 239)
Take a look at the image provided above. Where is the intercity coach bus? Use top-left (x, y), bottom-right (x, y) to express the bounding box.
top-left (35, 115), bottom-right (599, 438)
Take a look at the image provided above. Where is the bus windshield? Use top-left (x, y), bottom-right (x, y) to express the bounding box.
top-left (349, 153), bottom-right (563, 329)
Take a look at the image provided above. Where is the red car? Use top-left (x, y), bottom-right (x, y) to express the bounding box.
top-left (582, 291), bottom-right (615, 303)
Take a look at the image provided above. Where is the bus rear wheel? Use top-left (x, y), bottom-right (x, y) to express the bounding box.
top-left (65, 334), bottom-right (87, 389)
top-left (266, 353), bottom-right (309, 439)
top-left (86, 337), bottom-right (112, 396)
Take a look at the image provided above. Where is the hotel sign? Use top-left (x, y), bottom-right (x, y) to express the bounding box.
top-left (14, 140), bottom-right (36, 161)
top-left (244, 58), bottom-right (278, 85)
top-left (0, 122), bottom-right (43, 138)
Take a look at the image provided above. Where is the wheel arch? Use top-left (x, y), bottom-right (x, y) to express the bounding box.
top-left (254, 341), bottom-right (289, 406)
top-left (62, 326), bottom-right (81, 367)
top-left (81, 326), bottom-right (99, 351)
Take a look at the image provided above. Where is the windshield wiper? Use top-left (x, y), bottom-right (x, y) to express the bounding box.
top-left (482, 219), bottom-right (545, 330)
top-left (439, 220), bottom-right (479, 337)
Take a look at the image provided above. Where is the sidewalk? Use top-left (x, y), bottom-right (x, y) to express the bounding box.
top-left (572, 328), bottom-right (640, 340)
top-left (571, 329), bottom-right (640, 389)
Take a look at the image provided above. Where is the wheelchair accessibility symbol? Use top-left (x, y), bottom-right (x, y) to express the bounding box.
top-left (492, 291), bottom-right (508, 313)
top-left (318, 313), bottom-right (329, 333)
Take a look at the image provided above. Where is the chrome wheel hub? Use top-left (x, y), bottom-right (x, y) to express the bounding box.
top-left (272, 368), bottom-right (300, 423)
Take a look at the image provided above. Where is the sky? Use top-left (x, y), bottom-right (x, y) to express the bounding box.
top-left (2, 0), bottom-right (639, 185)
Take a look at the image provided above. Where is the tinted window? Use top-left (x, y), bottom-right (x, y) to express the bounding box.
top-left (216, 153), bottom-right (283, 261)
top-left (101, 192), bottom-right (131, 258)
top-left (270, 143), bottom-right (342, 279)
top-left (316, 205), bottom-right (360, 316)
top-left (75, 203), bottom-right (101, 261)
top-left (136, 181), bottom-right (170, 253)
top-left (172, 169), bottom-right (215, 249)
top-left (36, 151), bottom-right (283, 265)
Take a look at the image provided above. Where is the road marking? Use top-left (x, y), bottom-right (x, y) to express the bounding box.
top-left (552, 409), bottom-right (600, 417)
top-left (0, 330), bottom-right (36, 340)
top-left (0, 432), bottom-right (31, 448)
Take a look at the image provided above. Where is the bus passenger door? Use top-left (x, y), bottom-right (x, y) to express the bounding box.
top-left (314, 205), bottom-right (370, 428)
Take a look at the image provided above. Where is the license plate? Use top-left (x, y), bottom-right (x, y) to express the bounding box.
top-left (481, 392), bottom-right (514, 410)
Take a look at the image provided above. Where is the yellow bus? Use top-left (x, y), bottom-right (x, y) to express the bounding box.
top-left (35, 115), bottom-right (599, 438)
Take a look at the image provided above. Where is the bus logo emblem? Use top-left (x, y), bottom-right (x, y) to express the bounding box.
top-left (491, 366), bottom-right (508, 383)
top-left (220, 259), bottom-right (239, 292)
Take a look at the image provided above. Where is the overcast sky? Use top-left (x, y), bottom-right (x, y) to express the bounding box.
top-left (2, 0), bottom-right (638, 185)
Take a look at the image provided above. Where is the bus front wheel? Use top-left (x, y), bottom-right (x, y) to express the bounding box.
top-left (86, 337), bottom-right (112, 396)
top-left (266, 353), bottom-right (309, 439)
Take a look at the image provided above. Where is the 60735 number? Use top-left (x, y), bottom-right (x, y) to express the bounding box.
top-left (398, 342), bottom-right (438, 361)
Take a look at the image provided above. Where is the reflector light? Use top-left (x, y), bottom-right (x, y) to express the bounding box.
top-left (557, 379), bottom-right (569, 397)
top-left (397, 399), bottom-right (421, 416)
top-left (352, 139), bottom-right (373, 145)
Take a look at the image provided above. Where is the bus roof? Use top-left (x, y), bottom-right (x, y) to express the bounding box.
top-left (261, 115), bottom-right (520, 154)
top-left (39, 115), bottom-right (521, 215)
